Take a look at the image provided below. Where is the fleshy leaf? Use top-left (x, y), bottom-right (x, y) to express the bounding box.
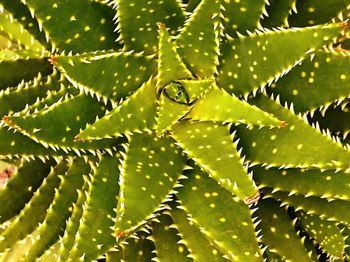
top-left (297, 211), bottom-right (345, 258)
top-left (176, 0), bottom-right (220, 78)
top-left (170, 205), bottom-right (228, 262)
top-left (255, 198), bottom-right (311, 261)
top-left (0, 51), bottom-right (52, 90)
top-left (171, 121), bottom-right (258, 203)
top-left (288, 0), bottom-right (350, 27)
top-left (261, 0), bottom-right (297, 28)
top-left (269, 189), bottom-right (350, 226)
top-left (177, 166), bottom-right (263, 261)
top-left (77, 79), bottom-right (158, 140)
top-left (236, 94), bottom-right (350, 170)
top-left (186, 85), bottom-right (283, 127)
top-left (180, 79), bottom-right (214, 103)
top-left (157, 24), bottom-right (192, 89)
top-left (115, 133), bottom-right (186, 237)
top-left (0, 158), bottom-right (55, 224)
top-left (0, 126), bottom-right (60, 156)
top-left (67, 156), bottom-right (120, 261)
top-left (150, 214), bottom-right (191, 261)
top-left (311, 102), bottom-right (350, 139)
top-left (254, 166), bottom-right (350, 201)
top-left (0, 160), bottom-right (69, 253)
top-left (23, 0), bottom-right (119, 52)
top-left (56, 51), bottom-right (156, 102)
top-left (116, 0), bottom-right (185, 54)
top-left (23, 158), bottom-right (90, 261)
top-left (221, 0), bottom-right (266, 36)
top-left (217, 22), bottom-right (345, 96)
top-left (268, 49), bottom-right (350, 113)
top-left (0, 0), bottom-right (48, 48)
top-left (4, 92), bottom-right (118, 151)
top-left (0, 71), bottom-right (62, 118)
top-left (0, 10), bottom-right (44, 52)
top-left (156, 92), bottom-right (191, 135)
top-left (106, 231), bottom-right (156, 262)
top-left (57, 178), bottom-right (89, 262)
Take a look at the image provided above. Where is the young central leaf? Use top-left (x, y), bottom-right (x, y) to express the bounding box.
top-left (163, 82), bottom-right (189, 105)
top-left (171, 121), bottom-right (259, 203)
top-left (115, 133), bottom-right (186, 237)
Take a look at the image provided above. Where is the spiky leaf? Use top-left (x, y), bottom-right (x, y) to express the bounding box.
top-left (67, 156), bottom-right (120, 261)
top-left (297, 211), bottom-right (345, 258)
top-left (77, 79), bottom-right (158, 140)
top-left (236, 95), bottom-right (350, 170)
top-left (171, 121), bottom-right (258, 203)
top-left (176, 0), bottom-right (220, 78)
top-left (116, 0), bottom-right (185, 54)
top-left (217, 23), bottom-right (345, 96)
top-left (256, 198), bottom-right (311, 261)
top-left (177, 166), bottom-right (263, 261)
top-left (115, 133), bottom-right (186, 237)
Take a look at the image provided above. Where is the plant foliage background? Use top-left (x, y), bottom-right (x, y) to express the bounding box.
top-left (0, 0), bottom-right (350, 261)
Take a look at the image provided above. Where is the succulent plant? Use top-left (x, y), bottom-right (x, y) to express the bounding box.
top-left (0, 0), bottom-right (350, 261)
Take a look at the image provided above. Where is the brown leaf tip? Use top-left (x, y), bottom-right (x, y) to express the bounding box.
top-left (244, 191), bottom-right (260, 205)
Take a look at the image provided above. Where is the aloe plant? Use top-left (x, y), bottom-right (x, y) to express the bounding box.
top-left (0, 0), bottom-right (350, 261)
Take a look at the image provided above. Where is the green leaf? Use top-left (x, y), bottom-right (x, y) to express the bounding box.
top-left (5, 92), bottom-right (118, 151)
top-left (23, 158), bottom-right (90, 261)
top-left (255, 198), bottom-right (312, 262)
top-left (116, 0), bottom-right (185, 54)
top-left (67, 156), bottom-right (120, 261)
top-left (157, 24), bottom-right (192, 89)
top-left (77, 79), bottom-right (158, 140)
top-left (37, 241), bottom-right (61, 262)
top-left (221, 0), bottom-right (265, 36)
top-left (156, 92), bottom-right (191, 135)
top-left (0, 10), bottom-right (44, 52)
top-left (150, 214), bottom-right (192, 261)
top-left (23, 0), bottom-right (119, 52)
top-left (177, 166), bottom-right (263, 261)
top-left (0, 51), bottom-right (52, 90)
top-left (115, 133), bottom-right (186, 237)
top-left (180, 79), bottom-right (214, 103)
top-left (217, 23), bottom-right (345, 96)
top-left (56, 51), bottom-right (157, 102)
top-left (0, 126), bottom-right (59, 157)
top-left (185, 0), bottom-right (200, 12)
top-left (269, 189), bottom-right (350, 226)
top-left (106, 231), bottom-right (156, 262)
top-left (0, 224), bottom-right (41, 262)
top-left (0, 0), bottom-right (48, 49)
top-left (261, 0), bottom-right (297, 28)
top-left (0, 160), bottom-right (69, 253)
top-left (0, 71), bottom-right (62, 118)
top-left (236, 94), bottom-right (350, 170)
top-left (297, 211), bottom-right (345, 258)
top-left (254, 166), bottom-right (350, 201)
top-left (171, 121), bottom-right (258, 203)
top-left (170, 205), bottom-right (228, 262)
top-left (268, 49), bottom-right (350, 113)
top-left (176, 0), bottom-right (220, 78)
top-left (288, 0), bottom-right (350, 27)
top-left (186, 85), bottom-right (283, 127)
top-left (57, 178), bottom-right (89, 262)
top-left (0, 158), bottom-right (55, 224)
top-left (311, 102), bottom-right (350, 139)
